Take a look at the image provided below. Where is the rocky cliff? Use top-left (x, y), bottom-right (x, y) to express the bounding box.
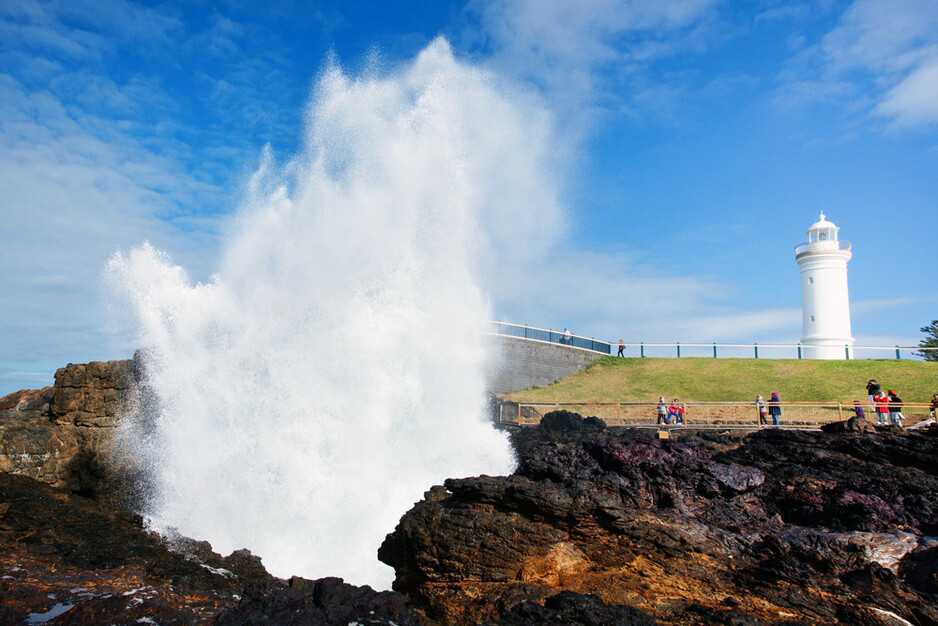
top-left (0, 360), bottom-right (134, 499)
top-left (379, 411), bottom-right (938, 624)
top-left (3, 369), bottom-right (938, 624)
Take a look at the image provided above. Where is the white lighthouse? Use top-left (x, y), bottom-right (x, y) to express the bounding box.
top-left (795, 212), bottom-right (854, 359)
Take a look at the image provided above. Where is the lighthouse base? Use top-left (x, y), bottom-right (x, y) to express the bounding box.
top-left (801, 338), bottom-right (854, 360)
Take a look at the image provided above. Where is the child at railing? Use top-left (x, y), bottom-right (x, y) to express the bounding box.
top-left (656, 397), bottom-right (668, 424)
top-left (853, 400), bottom-right (865, 420)
top-left (887, 390), bottom-right (905, 426)
top-left (668, 398), bottom-right (684, 425)
top-left (756, 395), bottom-right (768, 426)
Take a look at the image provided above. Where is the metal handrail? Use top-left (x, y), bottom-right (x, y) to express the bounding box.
top-left (489, 321), bottom-right (612, 354)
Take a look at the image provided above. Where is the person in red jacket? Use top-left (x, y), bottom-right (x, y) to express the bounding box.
top-left (873, 392), bottom-right (890, 425)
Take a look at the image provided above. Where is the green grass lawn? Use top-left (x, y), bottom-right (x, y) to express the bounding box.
top-left (503, 356), bottom-right (938, 404)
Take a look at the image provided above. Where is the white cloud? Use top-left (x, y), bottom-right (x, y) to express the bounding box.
top-left (465, 0), bottom-right (721, 135)
top-left (781, 0), bottom-right (938, 128)
top-left (489, 248), bottom-right (802, 344)
top-left (874, 59), bottom-right (938, 126)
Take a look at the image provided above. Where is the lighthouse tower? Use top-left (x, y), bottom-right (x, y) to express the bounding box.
top-left (795, 212), bottom-right (854, 359)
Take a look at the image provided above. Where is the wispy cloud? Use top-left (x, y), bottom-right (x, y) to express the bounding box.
top-left (776, 0), bottom-right (938, 129)
top-left (463, 0), bottom-right (722, 137)
top-left (0, 0), bottom-right (306, 393)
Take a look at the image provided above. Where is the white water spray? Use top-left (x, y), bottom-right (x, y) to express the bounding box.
top-left (105, 39), bottom-right (563, 589)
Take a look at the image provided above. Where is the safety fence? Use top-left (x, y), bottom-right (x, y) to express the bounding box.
top-left (497, 401), bottom-right (936, 430)
top-left (616, 342), bottom-right (935, 360)
top-left (489, 321), bottom-right (936, 360)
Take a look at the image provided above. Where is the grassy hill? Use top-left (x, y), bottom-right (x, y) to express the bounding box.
top-left (503, 356), bottom-right (938, 404)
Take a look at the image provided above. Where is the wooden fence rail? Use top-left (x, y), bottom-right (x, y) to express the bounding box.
top-left (498, 401), bottom-right (936, 429)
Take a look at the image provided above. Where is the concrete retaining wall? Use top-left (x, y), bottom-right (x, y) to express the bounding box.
top-left (486, 335), bottom-right (605, 394)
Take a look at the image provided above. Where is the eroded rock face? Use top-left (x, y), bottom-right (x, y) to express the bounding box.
top-left (380, 412), bottom-right (938, 625)
top-left (51, 360), bottom-right (135, 427)
top-left (0, 360), bottom-right (135, 499)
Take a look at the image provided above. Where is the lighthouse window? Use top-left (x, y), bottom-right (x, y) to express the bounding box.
top-left (809, 277), bottom-right (814, 283)
top-left (819, 232), bottom-right (827, 240)
top-left (810, 315), bottom-right (815, 322)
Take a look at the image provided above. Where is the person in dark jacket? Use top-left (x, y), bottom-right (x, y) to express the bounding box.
top-left (768, 392), bottom-right (781, 426)
top-left (866, 379), bottom-right (881, 404)
top-left (931, 393), bottom-right (938, 420)
top-left (887, 390), bottom-right (904, 426)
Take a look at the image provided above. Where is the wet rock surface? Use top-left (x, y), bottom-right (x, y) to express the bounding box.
top-left (380, 411), bottom-right (938, 624)
top-left (0, 471), bottom-right (426, 625)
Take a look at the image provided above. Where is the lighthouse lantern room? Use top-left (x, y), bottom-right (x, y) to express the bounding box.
top-left (795, 212), bottom-right (854, 359)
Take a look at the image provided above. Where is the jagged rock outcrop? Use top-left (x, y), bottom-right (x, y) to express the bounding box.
top-left (0, 360), bottom-right (134, 500)
top-left (379, 411), bottom-right (938, 625)
top-left (0, 471), bottom-right (429, 625)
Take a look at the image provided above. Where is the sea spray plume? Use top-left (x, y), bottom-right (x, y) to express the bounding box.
top-left (105, 38), bottom-right (564, 589)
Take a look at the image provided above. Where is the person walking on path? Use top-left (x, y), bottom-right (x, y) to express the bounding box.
top-left (656, 396), bottom-right (668, 424)
top-left (887, 390), bottom-right (905, 426)
top-left (756, 395), bottom-right (768, 426)
top-left (873, 391), bottom-right (890, 425)
top-left (768, 392), bottom-right (782, 426)
top-left (617, 340), bottom-right (625, 357)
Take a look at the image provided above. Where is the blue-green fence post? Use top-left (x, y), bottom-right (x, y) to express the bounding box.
top-left (896, 345), bottom-right (901, 360)
top-left (754, 343), bottom-right (759, 359)
top-left (713, 342), bottom-right (717, 358)
top-left (677, 342), bottom-right (681, 358)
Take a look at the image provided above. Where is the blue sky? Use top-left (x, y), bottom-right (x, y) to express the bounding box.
top-left (1, 0), bottom-right (936, 394)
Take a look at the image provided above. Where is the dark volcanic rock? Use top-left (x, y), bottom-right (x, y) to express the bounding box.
top-left (486, 590), bottom-right (655, 625)
top-left (215, 576), bottom-right (423, 625)
top-left (380, 411), bottom-right (938, 625)
top-left (0, 472), bottom-right (273, 624)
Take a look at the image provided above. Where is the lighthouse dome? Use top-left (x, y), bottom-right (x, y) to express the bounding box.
top-left (806, 211), bottom-right (839, 243)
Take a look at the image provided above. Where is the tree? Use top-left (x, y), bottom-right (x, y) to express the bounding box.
top-left (916, 320), bottom-right (938, 361)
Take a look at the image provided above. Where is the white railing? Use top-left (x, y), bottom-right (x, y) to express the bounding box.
top-left (618, 342), bottom-right (934, 360)
top-left (794, 240), bottom-right (852, 255)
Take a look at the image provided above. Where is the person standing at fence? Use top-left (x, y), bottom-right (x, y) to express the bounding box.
top-left (617, 340), bottom-right (625, 357)
top-left (873, 391), bottom-right (890, 425)
top-left (887, 390), bottom-right (905, 426)
top-left (656, 396), bottom-right (668, 424)
top-left (768, 392), bottom-right (781, 426)
top-left (853, 400), bottom-right (866, 420)
top-left (667, 399), bottom-right (680, 424)
top-left (866, 379), bottom-right (881, 410)
top-left (668, 398), bottom-right (685, 425)
top-left (561, 328), bottom-right (572, 345)
top-left (756, 395), bottom-right (768, 426)
top-left (931, 393), bottom-right (938, 419)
